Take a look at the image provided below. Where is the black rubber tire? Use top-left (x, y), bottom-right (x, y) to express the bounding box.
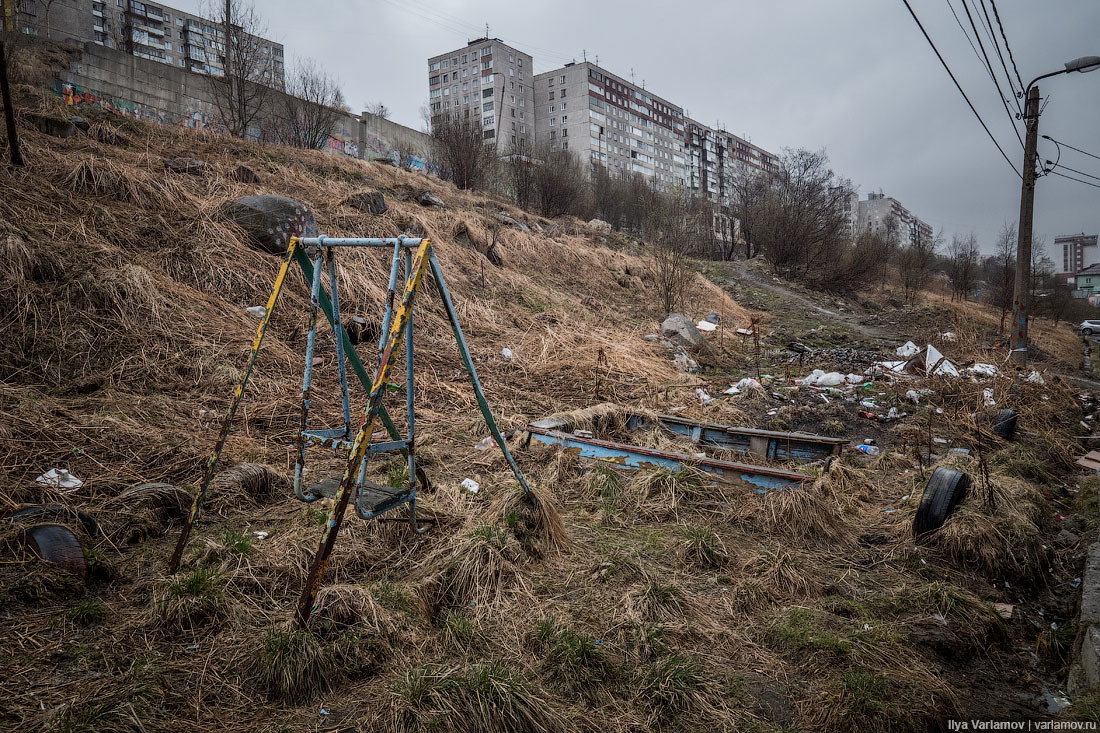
top-left (1084, 329), bottom-right (1093, 336)
top-left (992, 409), bottom-right (1018, 441)
top-left (8, 504), bottom-right (99, 537)
top-left (19, 524), bottom-right (87, 578)
top-left (913, 468), bottom-right (970, 536)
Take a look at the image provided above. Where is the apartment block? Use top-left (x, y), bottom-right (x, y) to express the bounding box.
top-left (1056, 233), bottom-right (1100, 279)
top-left (857, 192), bottom-right (932, 246)
top-left (16, 0), bottom-right (284, 88)
top-left (427, 38), bottom-right (534, 152)
top-left (533, 61), bottom-right (687, 189)
top-left (684, 118), bottom-right (778, 204)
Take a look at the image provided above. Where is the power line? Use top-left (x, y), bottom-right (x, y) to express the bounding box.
top-left (899, 0), bottom-right (1021, 177)
top-left (959, 0), bottom-right (1023, 148)
top-left (988, 0), bottom-right (1026, 97)
top-left (1045, 136), bottom-right (1100, 163)
top-left (978, 0), bottom-right (1024, 111)
top-left (1049, 170), bottom-right (1100, 190)
top-left (1053, 163), bottom-right (1100, 183)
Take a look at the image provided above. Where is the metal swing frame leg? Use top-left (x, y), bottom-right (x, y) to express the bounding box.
top-left (168, 239), bottom-right (300, 573)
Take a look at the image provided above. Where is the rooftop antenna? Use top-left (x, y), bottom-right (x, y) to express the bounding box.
top-left (583, 49), bottom-right (586, 62)
top-left (485, 23), bottom-right (490, 38)
top-left (630, 67), bottom-right (635, 85)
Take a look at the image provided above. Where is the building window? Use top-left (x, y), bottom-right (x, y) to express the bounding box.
top-left (559, 74), bottom-right (566, 83)
top-left (483, 88), bottom-right (493, 98)
top-left (462, 53), bottom-right (467, 63)
top-left (548, 105), bottom-right (555, 113)
top-left (483, 115), bottom-right (494, 126)
top-left (483, 101), bottom-right (493, 111)
top-left (549, 118), bottom-right (555, 126)
top-left (562, 116), bottom-right (568, 125)
top-left (483, 129), bottom-right (495, 139)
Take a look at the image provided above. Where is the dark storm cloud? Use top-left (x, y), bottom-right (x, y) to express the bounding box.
top-left (178, 0), bottom-right (1100, 253)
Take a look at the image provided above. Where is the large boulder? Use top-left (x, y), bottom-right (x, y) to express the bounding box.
top-left (416, 190), bottom-right (445, 208)
top-left (661, 313), bottom-right (706, 351)
top-left (216, 195), bottom-right (318, 255)
top-left (586, 218), bottom-right (612, 234)
top-left (496, 213), bottom-right (528, 231)
top-left (344, 191), bottom-right (388, 215)
top-left (28, 113), bottom-right (76, 139)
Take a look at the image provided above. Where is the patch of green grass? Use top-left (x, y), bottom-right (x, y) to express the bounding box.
top-left (156, 567), bottom-right (229, 632)
top-left (441, 610), bottom-right (476, 652)
top-left (993, 438), bottom-right (1061, 482)
top-left (1070, 685), bottom-right (1100, 723)
top-left (383, 461), bottom-right (408, 489)
top-left (638, 652), bottom-right (709, 715)
top-left (67, 598), bottom-right (106, 627)
top-left (840, 670), bottom-right (892, 717)
top-left (83, 547), bottom-right (116, 583)
top-left (469, 524), bottom-right (509, 551)
top-left (679, 525), bottom-right (727, 568)
top-left (304, 506), bottom-right (328, 527)
top-left (253, 627), bottom-right (326, 702)
top-left (770, 607), bottom-right (851, 656)
top-left (588, 464), bottom-right (624, 501)
top-left (53, 665), bottom-right (158, 733)
top-left (633, 622), bottom-right (669, 660)
top-left (222, 528), bottom-right (253, 555)
top-left (534, 619), bottom-right (611, 679)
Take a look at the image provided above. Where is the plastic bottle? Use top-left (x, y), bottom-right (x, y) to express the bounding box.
top-left (856, 444), bottom-right (880, 455)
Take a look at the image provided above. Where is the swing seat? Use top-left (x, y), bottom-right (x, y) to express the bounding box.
top-left (307, 476), bottom-right (414, 519)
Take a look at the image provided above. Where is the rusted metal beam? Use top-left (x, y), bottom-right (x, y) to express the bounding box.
top-left (169, 237), bottom-right (299, 572)
top-left (525, 426), bottom-right (811, 492)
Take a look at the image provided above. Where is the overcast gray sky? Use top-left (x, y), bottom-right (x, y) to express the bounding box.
top-left (177, 0), bottom-right (1100, 254)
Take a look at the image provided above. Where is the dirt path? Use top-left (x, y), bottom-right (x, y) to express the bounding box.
top-left (725, 261), bottom-right (900, 343)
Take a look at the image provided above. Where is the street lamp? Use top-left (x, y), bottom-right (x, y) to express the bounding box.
top-left (1009, 55), bottom-right (1100, 366)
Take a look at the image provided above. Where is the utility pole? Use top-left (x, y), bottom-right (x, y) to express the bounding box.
top-left (1009, 86), bottom-right (1040, 366)
top-left (0, 0), bottom-right (23, 167)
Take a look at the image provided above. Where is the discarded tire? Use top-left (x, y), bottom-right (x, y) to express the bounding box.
top-left (7, 504), bottom-right (99, 537)
top-left (913, 468), bottom-right (970, 536)
top-left (992, 409), bottom-right (1018, 440)
top-left (19, 524), bottom-right (87, 578)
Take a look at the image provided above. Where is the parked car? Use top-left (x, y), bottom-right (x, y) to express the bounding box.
top-left (1079, 320), bottom-right (1100, 335)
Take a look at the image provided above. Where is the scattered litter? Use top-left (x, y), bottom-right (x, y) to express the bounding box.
top-left (736, 327), bottom-right (755, 336)
top-left (696, 319), bottom-right (717, 332)
top-left (862, 623), bottom-right (873, 631)
top-left (252, 531), bottom-right (269, 540)
top-left (863, 438), bottom-right (876, 445)
top-left (906, 389), bottom-right (922, 404)
top-left (948, 448), bottom-right (972, 457)
top-left (474, 436), bottom-right (497, 450)
top-left (932, 613), bottom-right (947, 625)
top-left (35, 468), bottom-right (84, 493)
top-left (933, 438), bottom-right (948, 444)
top-left (970, 363), bottom-right (999, 378)
top-left (882, 509), bottom-right (897, 514)
top-left (501, 347), bottom-right (513, 362)
top-left (897, 341), bottom-right (920, 357)
top-left (246, 305), bottom-right (266, 318)
top-left (574, 430), bottom-right (594, 439)
top-left (983, 388), bottom-right (996, 407)
top-left (724, 377), bottom-right (762, 395)
top-left (319, 704), bottom-right (330, 716)
top-left (695, 388), bottom-right (713, 405)
top-left (901, 495), bottom-right (910, 501)
top-left (1072, 577), bottom-right (1082, 589)
top-left (803, 370), bottom-right (847, 387)
top-left (860, 400), bottom-right (877, 409)
top-left (1027, 371), bottom-right (1046, 385)
top-left (940, 331), bottom-right (956, 341)
top-left (902, 343), bottom-right (959, 377)
top-left (856, 445), bottom-right (880, 456)
top-left (672, 352), bottom-right (698, 373)
top-left (312, 357), bottom-right (324, 367)
top-left (460, 478), bottom-right (480, 494)
top-left (186, 644), bottom-right (199, 650)
top-left (705, 312), bottom-right (720, 324)
top-left (886, 407), bottom-right (901, 420)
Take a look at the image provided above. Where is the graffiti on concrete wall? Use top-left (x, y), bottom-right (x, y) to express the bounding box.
top-left (362, 130), bottom-right (426, 170)
top-left (54, 80), bottom-right (225, 133)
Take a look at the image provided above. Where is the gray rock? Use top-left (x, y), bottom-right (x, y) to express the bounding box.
top-left (1056, 529), bottom-right (1081, 548)
top-left (672, 352), bottom-right (698, 373)
top-left (216, 194), bottom-right (318, 255)
top-left (233, 164), bottom-right (260, 184)
top-left (69, 115), bottom-right (89, 132)
top-left (661, 313), bottom-right (706, 350)
top-left (344, 191), bottom-right (388, 215)
top-left (496, 213), bottom-right (528, 231)
top-left (28, 113), bottom-right (76, 138)
top-left (165, 158), bottom-right (208, 175)
top-left (416, 190), bottom-right (445, 207)
top-left (486, 243), bottom-right (504, 267)
top-left (1081, 542), bottom-right (1100, 626)
top-left (586, 218), bottom-right (612, 234)
top-left (643, 334), bottom-right (660, 342)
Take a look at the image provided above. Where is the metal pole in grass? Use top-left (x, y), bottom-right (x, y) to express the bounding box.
top-left (293, 239), bottom-right (431, 628)
top-left (169, 238), bottom-right (300, 572)
top-left (0, 36), bottom-right (23, 167)
top-left (427, 249), bottom-right (538, 502)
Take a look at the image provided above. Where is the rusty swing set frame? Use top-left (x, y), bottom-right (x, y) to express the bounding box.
top-left (168, 235), bottom-right (538, 627)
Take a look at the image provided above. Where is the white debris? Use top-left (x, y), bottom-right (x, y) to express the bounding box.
top-left (924, 344), bottom-right (959, 376)
top-left (474, 436), bottom-right (497, 450)
top-left (1027, 371), bottom-right (1046, 385)
top-left (36, 468), bottom-right (83, 493)
top-left (970, 363), bottom-right (999, 378)
top-left (724, 377), bottom-right (763, 395)
top-left (906, 390), bottom-right (922, 404)
top-left (896, 341), bottom-right (920, 357)
top-left (501, 347), bottom-right (513, 362)
top-left (246, 305), bottom-right (266, 319)
top-left (845, 374), bottom-right (865, 384)
top-left (803, 370), bottom-right (847, 387)
top-left (672, 352), bottom-right (698, 373)
top-left (460, 478), bottom-right (480, 494)
top-left (983, 387), bottom-right (996, 407)
top-left (695, 388), bottom-right (713, 405)
top-left (696, 319), bottom-right (717, 332)
top-left (940, 332), bottom-right (957, 341)
top-left (253, 531), bottom-right (269, 540)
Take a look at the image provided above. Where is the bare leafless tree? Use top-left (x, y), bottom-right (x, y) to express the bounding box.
top-left (726, 163), bottom-right (771, 259)
top-left (41, 0), bottom-right (60, 39)
top-left (647, 192), bottom-right (698, 315)
top-left (206, 0), bottom-right (274, 138)
top-left (947, 232), bottom-right (981, 301)
top-left (991, 221), bottom-right (1017, 332)
top-left (532, 145), bottom-right (585, 218)
top-left (899, 229), bottom-right (941, 304)
top-left (279, 59), bottom-right (344, 150)
top-left (429, 114), bottom-right (495, 190)
top-left (504, 139), bottom-right (536, 210)
top-left (365, 101), bottom-right (389, 119)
